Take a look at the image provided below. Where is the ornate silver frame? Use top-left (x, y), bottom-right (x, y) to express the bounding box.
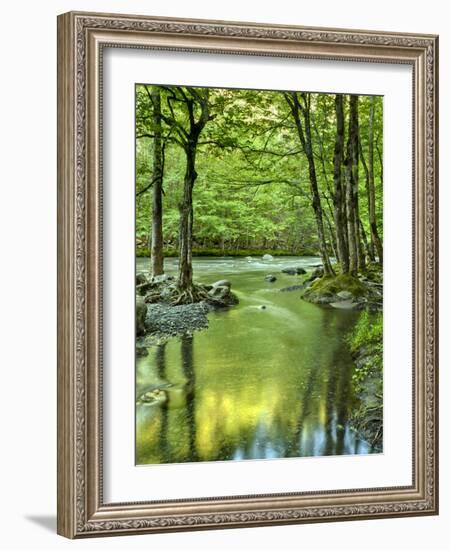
top-left (57, 11), bottom-right (439, 538)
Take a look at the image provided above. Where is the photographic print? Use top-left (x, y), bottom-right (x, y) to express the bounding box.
top-left (58, 12), bottom-right (438, 537)
top-left (135, 85), bottom-right (384, 466)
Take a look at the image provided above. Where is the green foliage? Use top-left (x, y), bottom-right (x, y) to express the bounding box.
top-left (135, 84), bottom-right (383, 258)
top-left (349, 311), bottom-right (383, 352)
top-left (348, 311), bottom-right (383, 389)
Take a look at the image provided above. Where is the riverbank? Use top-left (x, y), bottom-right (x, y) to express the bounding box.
top-left (136, 271), bottom-right (239, 349)
top-left (347, 311), bottom-right (383, 451)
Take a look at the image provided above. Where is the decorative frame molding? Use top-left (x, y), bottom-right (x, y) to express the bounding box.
top-left (57, 11), bottom-right (439, 538)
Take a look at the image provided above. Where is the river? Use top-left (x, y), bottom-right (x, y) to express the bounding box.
top-left (136, 255), bottom-right (374, 465)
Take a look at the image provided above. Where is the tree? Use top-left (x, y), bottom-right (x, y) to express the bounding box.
top-left (367, 96), bottom-right (383, 264)
top-left (158, 87), bottom-right (213, 302)
top-left (284, 91), bottom-right (335, 276)
top-left (332, 94), bottom-right (349, 272)
top-left (149, 87), bottom-right (164, 277)
top-left (345, 95), bottom-right (361, 276)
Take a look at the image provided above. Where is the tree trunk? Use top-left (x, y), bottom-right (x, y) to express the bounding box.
top-left (359, 138), bottom-right (377, 262)
top-left (368, 97), bottom-right (383, 264)
top-left (345, 95), bottom-right (359, 276)
top-left (351, 98), bottom-right (366, 271)
top-left (359, 219), bottom-right (373, 262)
top-left (177, 147), bottom-right (196, 292)
top-left (333, 94), bottom-right (349, 273)
top-left (150, 87), bottom-right (164, 277)
top-left (286, 92), bottom-right (334, 276)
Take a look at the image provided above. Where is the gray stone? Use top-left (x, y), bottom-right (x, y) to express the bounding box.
top-left (136, 296), bottom-right (147, 335)
top-left (337, 290), bottom-right (353, 300)
top-left (208, 285), bottom-right (230, 299)
top-left (199, 283), bottom-right (213, 291)
top-left (136, 272), bottom-right (148, 286)
top-left (265, 275), bottom-right (277, 282)
top-left (281, 267), bottom-right (307, 275)
top-left (262, 254), bottom-right (274, 261)
top-left (212, 279), bottom-right (231, 288)
top-left (330, 299), bottom-right (359, 310)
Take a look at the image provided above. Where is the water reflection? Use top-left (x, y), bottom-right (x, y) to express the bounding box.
top-left (136, 257), bottom-right (375, 465)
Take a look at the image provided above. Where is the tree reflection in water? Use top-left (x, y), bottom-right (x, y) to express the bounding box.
top-left (136, 258), bottom-right (376, 465)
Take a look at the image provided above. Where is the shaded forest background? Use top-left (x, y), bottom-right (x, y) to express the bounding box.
top-left (136, 85), bottom-right (383, 266)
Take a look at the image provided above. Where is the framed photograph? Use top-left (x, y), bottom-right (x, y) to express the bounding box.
top-left (57, 11), bottom-right (439, 538)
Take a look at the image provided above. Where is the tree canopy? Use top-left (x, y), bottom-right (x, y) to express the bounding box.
top-left (136, 84), bottom-right (383, 298)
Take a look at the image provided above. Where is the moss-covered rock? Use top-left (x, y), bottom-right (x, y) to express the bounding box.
top-left (301, 272), bottom-right (383, 311)
top-left (302, 274), bottom-right (367, 304)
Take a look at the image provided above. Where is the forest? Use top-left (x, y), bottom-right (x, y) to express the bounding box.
top-left (136, 85), bottom-right (383, 300)
top-left (135, 84), bottom-right (384, 465)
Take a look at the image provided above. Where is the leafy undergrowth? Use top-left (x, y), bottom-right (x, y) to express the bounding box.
top-left (348, 311), bottom-right (383, 451)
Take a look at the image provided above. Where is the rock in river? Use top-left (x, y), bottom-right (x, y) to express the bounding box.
top-left (280, 284), bottom-right (304, 292)
top-left (212, 279), bottom-right (231, 288)
top-left (281, 267), bottom-right (307, 275)
top-left (262, 254), bottom-right (274, 261)
top-left (337, 290), bottom-right (353, 300)
top-left (265, 274), bottom-right (277, 282)
top-left (330, 299), bottom-right (360, 310)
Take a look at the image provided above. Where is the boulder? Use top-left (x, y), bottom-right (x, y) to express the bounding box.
top-left (281, 267), bottom-right (307, 275)
top-left (246, 256), bottom-right (253, 261)
top-left (207, 285), bottom-right (239, 307)
top-left (136, 280), bottom-right (156, 296)
top-left (199, 283), bottom-right (213, 291)
top-left (262, 254), bottom-right (274, 261)
top-left (265, 275), bottom-right (277, 282)
top-left (337, 290), bottom-right (353, 300)
top-left (330, 299), bottom-right (359, 310)
top-left (212, 279), bottom-right (231, 288)
top-left (208, 285), bottom-right (230, 299)
top-left (136, 272), bottom-right (148, 286)
top-left (306, 266), bottom-right (324, 282)
top-left (136, 296), bottom-right (147, 336)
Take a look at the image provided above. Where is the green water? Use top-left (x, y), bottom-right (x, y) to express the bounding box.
top-left (136, 256), bottom-right (373, 465)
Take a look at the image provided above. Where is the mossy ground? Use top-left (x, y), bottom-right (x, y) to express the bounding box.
top-left (304, 273), bottom-right (368, 299)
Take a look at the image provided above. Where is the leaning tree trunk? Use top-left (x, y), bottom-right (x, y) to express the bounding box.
top-left (368, 96), bottom-right (383, 265)
top-left (286, 92), bottom-right (334, 276)
top-left (150, 87), bottom-right (164, 277)
top-left (333, 94), bottom-right (349, 273)
top-left (177, 147), bottom-right (196, 294)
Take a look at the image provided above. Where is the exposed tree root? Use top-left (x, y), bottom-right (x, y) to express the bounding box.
top-left (171, 284), bottom-right (209, 305)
